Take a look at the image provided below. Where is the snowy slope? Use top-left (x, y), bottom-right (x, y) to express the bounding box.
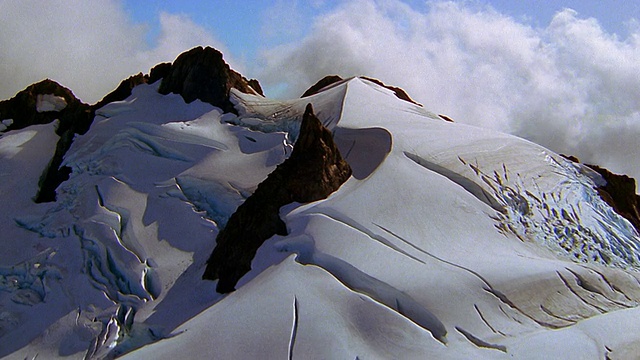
top-left (2, 77), bottom-right (640, 359)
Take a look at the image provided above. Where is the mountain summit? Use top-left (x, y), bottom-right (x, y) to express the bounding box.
top-left (1, 46), bottom-right (640, 359)
top-left (158, 46), bottom-right (263, 113)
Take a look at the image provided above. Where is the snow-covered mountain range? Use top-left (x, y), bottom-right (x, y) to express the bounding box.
top-left (2, 46), bottom-right (640, 359)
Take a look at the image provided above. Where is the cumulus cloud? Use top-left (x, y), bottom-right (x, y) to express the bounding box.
top-left (259, 0), bottom-right (305, 44)
top-left (0, 0), bottom-right (229, 104)
top-left (258, 0), bottom-right (640, 185)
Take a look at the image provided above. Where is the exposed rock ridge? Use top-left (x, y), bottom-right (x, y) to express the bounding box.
top-left (0, 79), bottom-right (94, 202)
top-left (561, 155), bottom-right (640, 234)
top-left (158, 46), bottom-right (263, 113)
top-left (360, 76), bottom-right (422, 106)
top-left (438, 114), bottom-right (455, 122)
top-left (301, 75), bottom-right (344, 97)
top-left (301, 75), bottom-right (422, 107)
top-left (586, 164), bottom-right (640, 233)
top-left (93, 62), bottom-right (171, 110)
top-left (0, 79), bottom-right (90, 132)
top-left (203, 103), bottom-right (352, 293)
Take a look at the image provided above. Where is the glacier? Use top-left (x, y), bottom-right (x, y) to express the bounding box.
top-left (1, 70), bottom-right (640, 359)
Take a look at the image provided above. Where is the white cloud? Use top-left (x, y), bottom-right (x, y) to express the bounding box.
top-left (136, 12), bottom-right (242, 74)
top-left (258, 0), bottom-right (640, 185)
top-left (0, 0), bottom-right (141, 102)
top-left (259, 0), bottom-right (304, 44)
top-left (0, 1), bottom-right (232, 104)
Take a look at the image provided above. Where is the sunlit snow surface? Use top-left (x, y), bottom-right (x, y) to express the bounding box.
top-left (2, 79), bottom-right (640, 359)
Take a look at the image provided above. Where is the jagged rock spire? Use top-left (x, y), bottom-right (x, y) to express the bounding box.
top-left (203, 103), bottom-right (352, 292)
top-left (158, 46), bottom-right (263, 113)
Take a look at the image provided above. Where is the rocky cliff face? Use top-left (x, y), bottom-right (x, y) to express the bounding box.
top-left (0, 79), bottom-right (94, 202)
top-left (587, 164), bottom-right (640, 232)
top-left (158, 46), bottom-right (263, 113)
top-left (0, 79), bottom-right (91, 133)
top-left (203, 104), bottom-right (352, 292)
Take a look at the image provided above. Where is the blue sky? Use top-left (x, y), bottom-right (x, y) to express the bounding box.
top-left (1, 0), bottom-right (640, 184)
top-left (121, 0), bottom-right (345, 64)
top-left (122, 0), bottom-right (640, 62)
top-left (468, 0), bottom-right (639, 35)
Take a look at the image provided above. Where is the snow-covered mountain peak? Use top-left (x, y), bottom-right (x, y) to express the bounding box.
top-left (2, 46), bottom-right (640, 359)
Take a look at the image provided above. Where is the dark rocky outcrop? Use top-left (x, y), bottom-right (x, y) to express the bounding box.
top-left (35, 129), bottom-right (76, 202)
top-left (247, 79), bottom-right (264, 97)
top-left (34, 105), bottom-right (93, 202)
top-left (562, 155), bottom-right (640, 234)
top-left (0, 79), bottom-right (91, 133)
top-left (301, 75), bottom-right (344, 97)
top-left (438, 114), bottom-right (455, 122)
top-left (360, 76), bottom-right (422, 106)
top-left (158, 46), bottom-right (263, 113)
top-left (0, 79), bottom-right (94, 202)
top-left (93, 73), bottom-right (149, 110)
top-left (203, 104), bottom-right (352, 292)
top-left (93, 62), bottom-right (172, 110)
top-left (586, 164), bottom-right (640, 233)
top-left (301, 75), bottom-right (422, 107)
top-left (560, 154), bottom-right (580, 164)
top-left (148, 62), bottom-right (172, 84)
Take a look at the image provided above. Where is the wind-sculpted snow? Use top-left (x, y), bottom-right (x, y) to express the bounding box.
top-left (121, 256), bottom-right (452, 359)
top-left (274, 232), bottom-right (448, 343)
top-left (403, 151), bottom-right (503, 211)
top-left (229, 77), bottom-right (348, 134)
top-left (334, 127), bottom-right (392, 180)
top-left (0, 129), bottom-right (38, 158)
top-left (4, 71), bottom-right (640, 359)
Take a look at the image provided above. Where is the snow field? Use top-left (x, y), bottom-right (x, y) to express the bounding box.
top-left (2, 78), bottom-right (640, 358)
